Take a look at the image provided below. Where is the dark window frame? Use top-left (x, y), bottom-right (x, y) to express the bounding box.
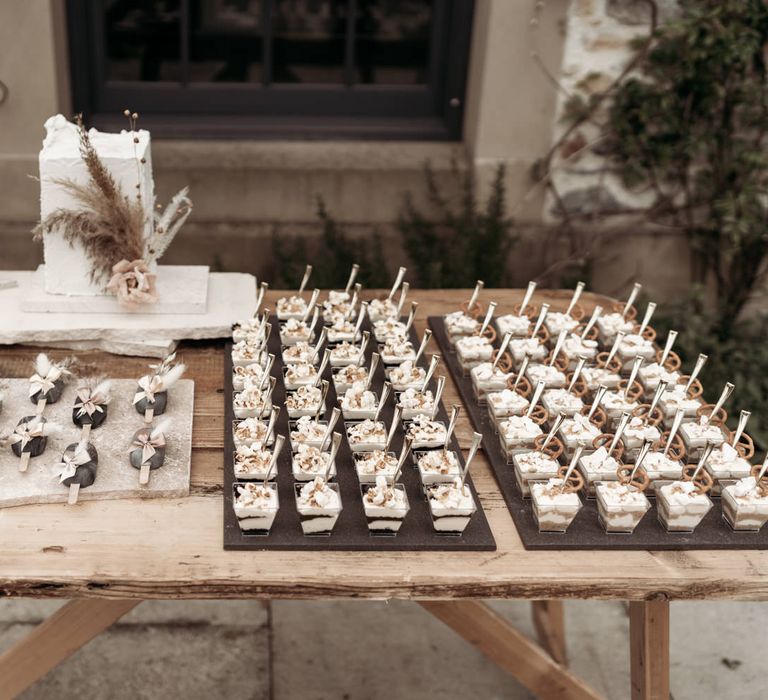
top-left (66, 0), bottom-right (474, 140)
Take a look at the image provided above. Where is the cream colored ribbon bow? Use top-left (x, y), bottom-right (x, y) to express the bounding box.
top-left (9, 418), bottom-right (46, 450)
top-left (130, 431), bottom-right (166, 465)
top-left (74, 388), bottom-right (106, 418)
top-left (133, 375), bottom-right (164, 405)
top-left (56, 446), bottom-right (91, 483)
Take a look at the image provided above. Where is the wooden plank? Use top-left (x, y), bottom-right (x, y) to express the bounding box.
top-left (0, 289), bottom-right (767, 601)
top-left (532, 600), bottom-right (568, 665)
top-left (420, 600), bottom-right (602, 699)
top-left (629, 600), bottom-right (670, 700)
top-left (0, 599), bottom-right (140, 699)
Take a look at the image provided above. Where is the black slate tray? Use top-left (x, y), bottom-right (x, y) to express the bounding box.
top-left (223, 317), bottom-right (496, 551)
top-left (428, 315), bottom-right (768, 550)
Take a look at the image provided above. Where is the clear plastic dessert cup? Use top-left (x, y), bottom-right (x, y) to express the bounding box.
top-left (722, 478), bottom-right (768, 532)
top-left (530, 479), bottom-right (582, 533)
top-left (595, 481), bottom-right (650, 534)
top-left (233, 482), bottom-right (279, 535)
top-left (656, 481), bottom-right (712, 533)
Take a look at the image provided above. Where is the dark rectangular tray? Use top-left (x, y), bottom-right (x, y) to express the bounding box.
top-left (428, 315), bottom-right (768, 550)
top-left (223, 317), bottom-right (496, 551)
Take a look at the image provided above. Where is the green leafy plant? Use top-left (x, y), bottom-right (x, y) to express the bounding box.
top-left (273, 196), bottom-right (389, 289)
top-left (397, 161), bottom-right (517, 288)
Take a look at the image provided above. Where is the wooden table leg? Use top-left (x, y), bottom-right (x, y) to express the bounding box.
top-left (629, 599), bottom-right (670, 700)
top-left (531, 600), bottom-right (567, 666)
top-left (421, 600), bottom-right (603, 700)
top-left (0, 598), bottom-right (141, 699)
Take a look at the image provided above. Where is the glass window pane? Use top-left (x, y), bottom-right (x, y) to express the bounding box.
top-left (355, 0), bottom-right (432, 85)
top-left (272, 0), bottom-right (347, 84)
top-left (189, 0), bottom-right (264, 82)
top-left (104, 0), bottom-right (182, 82)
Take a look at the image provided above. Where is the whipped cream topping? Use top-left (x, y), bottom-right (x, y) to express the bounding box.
top-left (233, 363), bottom-right (267, 385)
top-left (620, 334), bottom-right (654, 352)
top-left (640, 362), bottom-right (681, 384)
top-left (560, 413), bottom-right (600, 439)
top-left (500, 415), bottom-right (542, 440)
top-left (281, 318), bottom-right (311, 339)
top-left (681, 418), bottom-right (725, 442)
top-left (232, 340), bottom-right (267, 362)
top-left (659, 386), bottom-right (701, 411)
top-left (527, 364), bottom-right (565, 384)
top-left (364, 476), bottom-right (407, 510)
top-left (597, 313), bottom-right (634, 336)
top-left (471, 362), bottom-right (511, 383)
top-left (406, 415), bottom-right (447, 443)
top-left (531, 478), bottom-right (580, 505)
top-left (428, 477), bottom-right (474, 510)
top-left (357, 450), bottom-right (398, 475)
top-left (707, 442), bottom-right (749, 470)
top-left (660, 480), bottom-right (710, 505)
top-left (235, 483), bottom-right (277, 510)
top-left (277, 295), bottom-right (307, 315)
top-left (456, 335), bottom-right (493, 359)
top-left (330, 341), bottom-right (362, 361)
top-left (294, 444), bottom-right (331, 474)
top-left (515, 450), bottom-right (558, 473)
top-left (598, 481), bottom-right (648, 505)
top-left (234, 417), bottom-right (269, 443)
top-left (381, 336), bottom-right (415, 359)
top-left (563, 334), bottom-right (598, 356)
top-left (497, 314), bottom-right (530, 334)
top-left (342, 381), bottom-right (377, 411)
top-left (418, 450), bottom-right (460, 475)
top-left (234, 444), bottom-right (272, 474)
top-left (489, 389), bottom-right (528, 412)
top-left (580, 446), bottom-right (618, 474)
top-left (334, 364), bottom-right (369, 385)
top-left (389, 360), bottom-right (426, 386)
top-left (233, 386), bottom-right (270, 411)
top-left (581, 367), bottom-right (619, 389)
top-left (291, 416), bottom-right (327, 443)
top-left (283, 342), bottom-right (314, 364)
top-left (347, 419), bottom-right (387, 444)
top-left (285, 385), bottom-right (322, 411)
top-left (444, 311), bottom-right (479, 335)
top-left (285, 362), bottom-right (317, 384)
top-left (398, 388), bottom-right (434, 411)
top-left (602, 390), bottom-right (638, 411)
top-left (298, 477), bottom-right (340, 509)
top-left (510, 338), bottom-right (542, 356)
top-left (545, 312), bottom-right (579, 334)
top-left (368, 298), bottom-right (397, 321)
top-left (729, 477), bottom-right (768, 502)
top-left (543, 388), bottom-right (582, 413)
top-left (328, 316), bottom-right (356, 336)
top-left (643, 451), bottom-right (682, 473)
top-left (374, 318), bottom-right (407, 339)
top-left (623, 416), bottom-right (661, 442)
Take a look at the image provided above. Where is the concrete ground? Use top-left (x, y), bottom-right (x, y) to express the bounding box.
top-left (0, 599), bottom-right (766, 699)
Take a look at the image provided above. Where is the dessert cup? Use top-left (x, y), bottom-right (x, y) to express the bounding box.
top-left (396, 388), bottom-right (435, 420)
top-left (426, 478), bottom-right (477, 534)
top-left (234, 444), bottom-right (278, 480)
top-left (231, 340), bottom-right (269, 369)
top-left (543, 312), bottom-right (579, 337)
top-left (346, 419), bottom-right (387, 452)
top-left (470, 362), bottom-right (513, 403)
top-left (641, 451), bottom-right (684, 494)
top-left (233, 418), bottom-right (275, 449)
top-left (354, 449), bottom-right (399, 484)
top-left (525, 363), bottom-right (566, 389)
top-left (513, 450), bottom-right (562, 497)
top-left (577, 447), bottom-right (621, 497)
top-left (276, 294), bottom-right (307, 321)
top-left (295, 479), bottom-right (342, 535)
top-left (561, 334), bottom-right (598, 368)
top-left (289, 416), bottom-right (328, 450)
top-left (639, 362), bottom-right (681, 397)
top-left (279, 318), bottom-right (315, 346)
top-left (282, 342), bottom-right (317, 366)
top-left (367, 297), bottom-right (398, 323)
top-left (380, 336), bottom-right (416, 365)
top-left (704, 443), bottom-right (752, 495)
top-left (285, 385), bottom-right (324, 418)
top-left (233, 386), bottom-right (273, 419)
top-left (530, 478), bottom-right (582, 532)
top-left (415, 449), bottom-right (461, 484)
top-left (596, 313), bottom-right (634, 345)
top-left (291, 444), bottom-right (337, 482)
top-left (595, 481), bottom-right (651, 533)
top-left (487, 389), bottom-right (530, 428)
top-left (621, 417), bottom-right (661, 457)
top-left (283, 362), bottom-right (318, 390)
top-left (509, 337), bottom-right (547, 363)
top-left (373, 318), bottom-right (407, 343)
top-left (601, 390), bottom-right (639, 424)
top-left (332, 364), bottom-right (369, 394)
top-left (455, 335), bottom-right (494, 373)
top-left (387, 360), bottom-right (426, 391)
top-left (405, 415), bottom-right (447, 449)
top-left (232, 363), bottom-right (269, 392)
top-left (496, 313), bottom-right (530, 338)
top-left (722, 477), bottom-right (768, 531)
top-left (233, 482), bottom-right (279, 534)
top-left (679, 420), bottom-right (726, 460)
top-left (362, 478), bottom-right (410, 534)
top-left (657, 386), bottom-right (703, 422)
top-left (340, 382), bottom-right (378, 420)
top-left (443, 310), bottom-right (480, 343)
top-left (327, 318), bottom-right (361, 344)
top-left (581, 366), bottom-right (621, 394)
top-left (329, 341), bottom-right (365, 367)
top-left (657, 480), bottom-right (712, 532)
top-left (557, 414), bottom-right (601, 453)
top-left (616, 333), bottom-right (656, 370)
top-left (498, 415), bottom-right (544, 460)
top-left (541, 388), bottom-right (583, 418)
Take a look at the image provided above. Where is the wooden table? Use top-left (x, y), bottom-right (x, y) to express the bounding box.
top-left (1, 289), bottom-right (765, 700)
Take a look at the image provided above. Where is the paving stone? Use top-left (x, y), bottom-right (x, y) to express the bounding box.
top-left (123, 599), bottom-right (268, 627)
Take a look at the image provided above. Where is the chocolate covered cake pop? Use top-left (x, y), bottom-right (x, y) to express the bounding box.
top-left (57, 441), bottom-right (99, 504)
top-left (72, 380), bottom-right (111, 432)
top-left (129, 419), bottom-right (171, 485)
top-left (28, 353), bottom-right (71, 408)
top-left (133, 356), bottom-right (185, 422)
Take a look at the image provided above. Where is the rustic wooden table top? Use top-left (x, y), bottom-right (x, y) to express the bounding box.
top-left (1, 288), bottom-right (766, 602)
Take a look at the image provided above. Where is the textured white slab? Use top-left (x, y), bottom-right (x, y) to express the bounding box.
top-left (21, 265), bottom-right (209, 314)
top-left (0, 379), bottom-right (194, 508)
top-left (25, 338), bottom-right (179, 359)
top-left (0, 271), bottom-right (256, 345)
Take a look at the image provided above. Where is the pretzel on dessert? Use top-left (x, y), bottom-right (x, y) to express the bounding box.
top-left (460, 300), bottom-right (484, 317)
top-left (610, 301), bottom-right (638, 321)
top-left (491, 349), bottom-right (514, 373)
top-left (656, 348), bottom-right (682, 371)
top-left (594, 351), bottom-right (622, 373)
top-left (478, 324), bottom-right (497, 343)
top-left (631, 403), bottom-right (664, 427)
top-left (591, 433), bottom-right (625, 460)
top-left (730, 429), bottom-right (755, 460)
top-left (617, 377), bottom-right (644, 401)
top-left (545, 351), bottom-right (569, 372)
top-left (580, 404), bottom-right (607, 429)
top-left (575, 323), bottom-right (599, 341)
top-left (528, 405), bottom-right (548, 425)
top-left (682, 464), bottom-right (714, 494)
top-left (512, 302), bottom-right (538, 318)
top-left (505, 374), bottom-right (532, 397)
top-left (533, 434), bottom-right (564, 459)
top-left (531, 324), bottom-right (550, 343)
top-left (676, 375), bottom-right (703, 399)
top-left (750, 465), bottom-right (768, 497)
top-left (569, 302), bottom-right (586, 322)
top-left (633, 323), bottom-right (657, 342)
top-left (566, 373), bottom-right (588, 398)
top-left (616, 464), bottom-right (651, 491)
top-left (695, 403), bottom-right (727, 426)
top-left (556, 465), bottom-right (585, 493)
top-left (653, 431), bottom-right (686, 461)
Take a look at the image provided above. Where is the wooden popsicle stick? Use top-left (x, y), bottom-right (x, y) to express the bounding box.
top-left (144, 407), bottom-right (154, 424)
top-left (139, 463), bottom-right (151, 485)
top-left (36, 398), bottom-right (47, 415)
top-left (81, 423), bottom-right (92, 442)
top-left (67, 483), bottom-right (80, 505)
top-left (19, 452), bottom-right (31, 473)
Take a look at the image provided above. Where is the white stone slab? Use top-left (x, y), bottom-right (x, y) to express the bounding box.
top-left (0, 378), bottom-right (194, 508)
top-left (0, 271), bottom-right (256, 346)
top-left (21, 265), bottom-right (209, 314)
top-left (25, 338), bottom-right (179, 359)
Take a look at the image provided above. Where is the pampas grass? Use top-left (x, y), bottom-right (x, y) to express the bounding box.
top-left (150, 417), bottom-right (172, 440)
top-left (158, 363), bottom-right (186, 391)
